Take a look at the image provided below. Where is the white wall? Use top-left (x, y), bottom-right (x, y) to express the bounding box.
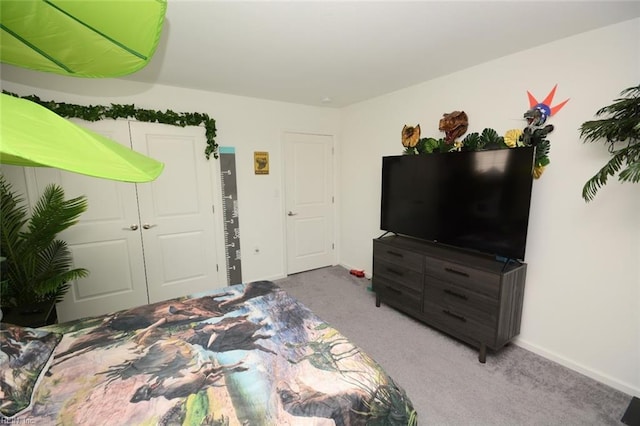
top-left (340, 19), bottom-right (640, 396)
top-left (0, 71), bottom-right (341, 284)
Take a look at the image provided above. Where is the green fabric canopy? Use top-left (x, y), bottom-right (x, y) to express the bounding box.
top-left (0, 1), bottom-right (167, 182)
top-left (0, 94), bottom-right (164, 182)
top-left (0, 0), bottom-right (166, 77)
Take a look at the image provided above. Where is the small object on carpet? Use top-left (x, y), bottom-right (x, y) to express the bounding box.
top-left (349, 269), bottom-right (365, 277)
top-left (622, 396), bottom-right (640, 426)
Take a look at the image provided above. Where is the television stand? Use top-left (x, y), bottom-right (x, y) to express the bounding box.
top-left (372, 235), bottom-right (527, 363)
top-left (376, 231), bottom-right (396, 239)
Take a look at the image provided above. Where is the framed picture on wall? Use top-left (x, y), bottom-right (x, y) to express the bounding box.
top-left (254, 151), bottom-right (269, 174)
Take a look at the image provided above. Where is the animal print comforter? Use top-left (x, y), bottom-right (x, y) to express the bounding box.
top-left (1, 281), bottom-right (416, 425)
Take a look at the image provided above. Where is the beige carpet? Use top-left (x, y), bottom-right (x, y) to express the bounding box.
top-left (275, 265), bottom-right (632, 425)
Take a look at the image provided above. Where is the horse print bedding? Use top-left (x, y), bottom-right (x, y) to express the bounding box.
top-left (1, 281), bottom-right (416, 425)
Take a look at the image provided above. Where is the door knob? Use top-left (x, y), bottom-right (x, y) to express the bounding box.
top-left (125, 224), bottom-right (139, 231)
top-left (287, 211), bottom-right (298, 216)
top-left (142, 223), bottom-right (157, 229)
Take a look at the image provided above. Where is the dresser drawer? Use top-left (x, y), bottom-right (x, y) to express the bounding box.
top-left (373, 241), bottom-right (423, 273)
top-left (423, 299), bottom-right (496, 345)
top-left (424, 277), bottom-right (498, 325)
top-left (424, 257), bottom-right (500, 298)
top-left (374, 258), bottom-right (423, 293)
top-left (373, 276), bottom-right (422, 313)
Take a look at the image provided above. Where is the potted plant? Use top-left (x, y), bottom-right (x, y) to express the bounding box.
top-left (580, 84), bottom-right (640, 201)
top-left (0, 174), bottom-right (88, 323)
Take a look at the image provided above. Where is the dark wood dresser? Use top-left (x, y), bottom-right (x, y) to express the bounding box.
top-left (372, 235), bottom-right (527, 363)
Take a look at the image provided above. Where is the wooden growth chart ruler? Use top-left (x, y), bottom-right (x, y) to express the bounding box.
top-left (219, 146), bottom-right (242, 285)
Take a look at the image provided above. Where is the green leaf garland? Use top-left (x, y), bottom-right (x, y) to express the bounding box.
top-left (2, 91), bottom-right (218, 159)
top-left (404, 126), bottom-right (552, 179)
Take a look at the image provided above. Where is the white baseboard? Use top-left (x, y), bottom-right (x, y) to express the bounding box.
top-left (255, 272), bottom-right (287, 282)
top-left (514, 338), bottom-right (640, 398)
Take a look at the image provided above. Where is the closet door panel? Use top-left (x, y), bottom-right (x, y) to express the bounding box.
top-left (129, 122), bottom-right (223, 303)
top-left (30, 120), bottom-right (149, 322)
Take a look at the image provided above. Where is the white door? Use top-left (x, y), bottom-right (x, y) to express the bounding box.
top-left (31, 120), bottom-right (148, 322)
top-left (129, 122), bottom-right (223, 303)
top-left (284, 132), bottom-right (335, 274)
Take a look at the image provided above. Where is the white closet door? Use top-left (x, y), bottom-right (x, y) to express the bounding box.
top-left (129, 122), bottom-right (223, 303)
top-left (33, 120), bottom-right (149, 322)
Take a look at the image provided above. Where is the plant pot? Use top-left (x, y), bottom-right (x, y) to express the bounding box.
top-left (2, 300), bottom-right (58, 328)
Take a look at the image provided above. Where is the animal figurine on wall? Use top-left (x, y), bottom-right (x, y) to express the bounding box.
top-left (438, 111), bottom-right (468, 145)
top-left (401, 124), bottom-right (421, 149)
top-left (522, 85), bottom-right (568, 147)
top-left (397, 85), bottom-right (567, 180)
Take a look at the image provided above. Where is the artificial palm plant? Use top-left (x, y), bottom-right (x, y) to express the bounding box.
top-left (0, 174), bottom-right (88, 308)
top-left (580, 84), bottom-right (640, 201)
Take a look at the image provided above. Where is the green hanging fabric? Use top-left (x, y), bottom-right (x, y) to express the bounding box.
top-left (0, 94), bottom-right (164, 182)
top-left (0, 0), bottom-right (167, 77)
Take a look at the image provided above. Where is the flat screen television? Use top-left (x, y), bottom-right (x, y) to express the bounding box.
top-left (380, 147), bottom-right (535, 260)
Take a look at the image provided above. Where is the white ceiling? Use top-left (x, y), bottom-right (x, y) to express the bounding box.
top-left (7, 1), bottom-right (640, 108)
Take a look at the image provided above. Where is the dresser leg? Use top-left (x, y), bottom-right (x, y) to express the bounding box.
top-left (375, 294), bottom-right (380, 307)
top-left (479, 344), bottom-right (487, 363)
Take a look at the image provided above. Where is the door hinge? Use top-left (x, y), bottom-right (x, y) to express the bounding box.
top-left (332, 196), bottom-right (334, 203)
top-left (216, 264), bottom-right (219, 272)
top-left (212, 205), bottom-right (215, 214)
top-left (332, 243), bottom-right (335, 250)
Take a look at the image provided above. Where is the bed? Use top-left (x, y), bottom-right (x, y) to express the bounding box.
top-left (1, 281), bottom-right (416, 425)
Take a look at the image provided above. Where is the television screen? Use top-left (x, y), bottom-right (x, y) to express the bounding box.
top-left (380, 147), bottom-right (535, 260)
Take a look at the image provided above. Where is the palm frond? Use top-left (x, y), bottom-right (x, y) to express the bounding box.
top-left (402, 146), bottom-right (416, 155)
top-left (33, 240), bottom-right (88, 295)
top-left (480, 128), bottom-right (506, 149)
top-left (0, 176), bottom-right (31, 295)
top-left (618, 159), bottom-right (640, 183)
top-left (580, 117), bottom-right (640, 145)
top-left (461, 132), bottom-right (482, 151)
top-left (416, 137), bottom-right (441, 154)
top-left (580, 84), bottom-right (640, 201)
top-left (0, 176), bottom-right (28, 257)
top-left (24, 184), bottom-right (87, 253)
top-left (582, 152), bottom-right (626, 201)
top-left (535, 140), bottom-right (551, 167)
top-left (619, 85), bottom-right (640, 98)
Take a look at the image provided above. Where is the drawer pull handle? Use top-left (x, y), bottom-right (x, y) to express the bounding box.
top-left (444, 289), bottom-right (468, 300)
top-left (385, 286), bottom-right (402, 295)
top-left (387, 268), bottom-right (404, 276)
top-left (445, 267), bottom-right (469, 278)
top-left (387, 250), bottom-right (404, 258)
top-left (443, 310), bottom-right (466, 322)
